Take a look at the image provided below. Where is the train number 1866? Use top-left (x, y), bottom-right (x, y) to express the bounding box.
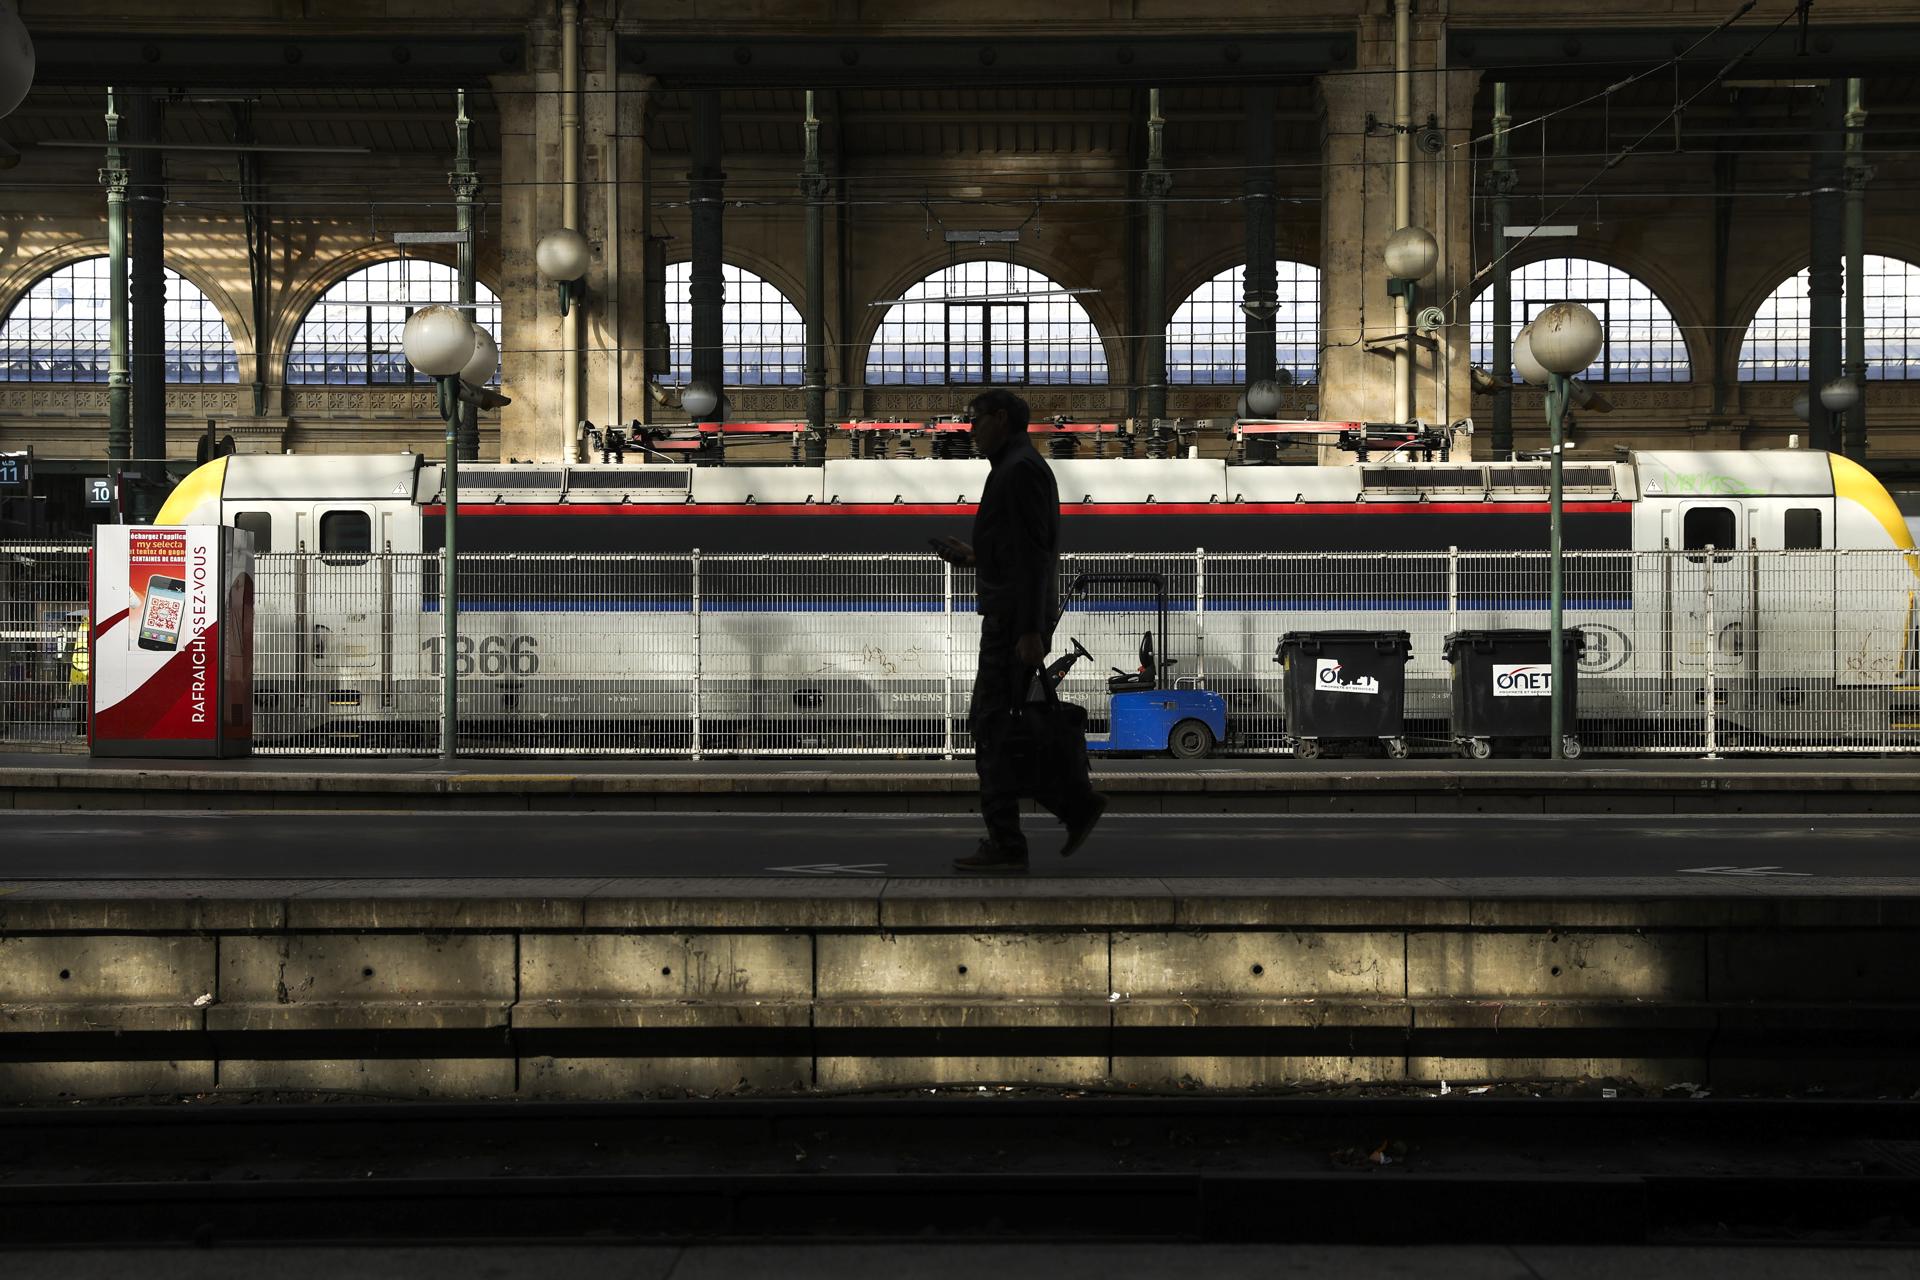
top-left (422, 634), bottom-right (540, 676)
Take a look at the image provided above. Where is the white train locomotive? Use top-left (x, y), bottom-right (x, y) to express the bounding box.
top-left (154, 443), bottom-right (1919, 753)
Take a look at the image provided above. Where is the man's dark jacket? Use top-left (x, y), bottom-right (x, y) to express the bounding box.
top-left (971, 435), bottom-right (1060, 637)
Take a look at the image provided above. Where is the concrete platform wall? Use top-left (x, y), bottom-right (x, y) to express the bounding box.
top-left (4, 891), bottom-right (1916, 1103)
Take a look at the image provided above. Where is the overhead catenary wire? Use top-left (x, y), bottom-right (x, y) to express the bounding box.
top-left (1444, 0), bottom-right (1813, 314)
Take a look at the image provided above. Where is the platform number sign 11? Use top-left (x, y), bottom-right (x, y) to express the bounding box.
top-left (0, 451), bottom-right (26, 489)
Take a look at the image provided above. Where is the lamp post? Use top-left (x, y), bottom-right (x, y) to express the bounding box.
top-left (1383, 225), bottom-right (1439, 424)
top-left (403, 305), bottom-right (477, 759)
top-left (1515, 302), bottom-right (1604, 761)
top-left (1820, 377), bottom-right (1860, 458)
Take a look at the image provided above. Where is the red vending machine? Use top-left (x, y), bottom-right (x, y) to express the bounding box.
top-left (90, 524), bottom-right (254, 758)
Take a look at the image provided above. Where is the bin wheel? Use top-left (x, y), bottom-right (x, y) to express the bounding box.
top-left (1168, 719), bottom-right (1215, 760)
top-left (1295, 736), bottom-right (1322, 761)
top-left (1465, 737), bottom-right (1493, 761)
top-left (1561, 735), bottom-right (1582, 760)
top-left (1385, 736), bottom-right (1410, 760)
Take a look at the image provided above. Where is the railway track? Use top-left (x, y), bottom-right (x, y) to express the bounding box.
top-left (4, 1097), bottom-right (1918, 1246)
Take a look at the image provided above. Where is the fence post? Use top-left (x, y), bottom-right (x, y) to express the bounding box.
top-left (691, 547), bottom-right (703, 761)
top-left (943, 557), bottom-right (955, 760)
top-left (1446, 544), bottom-right (1458, 636)
top-left (1194, 547), bottom-right (1206, 682)
top-left (1704, 545), bottom-right (1718, 760)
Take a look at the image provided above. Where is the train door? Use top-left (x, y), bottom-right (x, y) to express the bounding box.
top-left (1671, 501), bottom-right (1745, 677)
top-left (1747, 499), bottom-right (1835, 686)
top-left (299, 503), bottom-right (387, 723)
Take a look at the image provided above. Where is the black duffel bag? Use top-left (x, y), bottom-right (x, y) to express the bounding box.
top-left (1005, 668), bottom-right (1092, 805)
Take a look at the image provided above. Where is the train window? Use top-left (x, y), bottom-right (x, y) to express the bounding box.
top-left (234, 511), bottom-right (273, 554)
top-left (319, 510), bottom-right (371, 559)
top-left (1683, 506), bottom-right (1738, 555)
top-left (1785, 508), bottom-right (1823, 550)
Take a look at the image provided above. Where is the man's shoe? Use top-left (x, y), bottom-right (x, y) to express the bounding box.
top-left (1059, 793), bottom-right (1108, 859)
top-left (953, 841), bottom-right (1029, 874)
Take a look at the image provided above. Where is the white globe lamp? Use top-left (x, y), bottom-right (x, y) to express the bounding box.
top-left (1792, 389), bottom-right (1811, 422)
top-left (0, 2), bottom-right (33, 121)
top-left (535, 228), bottom-right (590, 283)
top-left (682, 380), bottom-right (720, 420)
top-left (402, 305), bottom-right (477, 378)
top-left (1512, 323), bottom-right (1550, 387)
top-left (1382, 226), bottom-right (1439, 282)
top-left (1245, 379), bottom-right (1285, 418)
top-left (537, 228), bottom-right (591, 316)
top-left (1528, 301), bottom-right (1604, 377)
top-left (459, 325), bottom-right (499, 388)
top-left (1820, 376), bottom-right (1860, 414)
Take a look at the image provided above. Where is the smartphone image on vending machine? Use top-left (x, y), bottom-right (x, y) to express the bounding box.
top-left (137, 575), bottom-right (188, 651)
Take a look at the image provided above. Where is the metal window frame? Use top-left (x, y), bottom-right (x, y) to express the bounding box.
top-left (1474, 258), bottom-right (1688, 384)
top-left (0, 258), bottom-right (238, 386)
top-left (285, 260), bottom-right (501, 387)
top-left (942, 300), bottom-right (1028, 385)
top-left (657, 261), bottom-right (806, 388)
top-left (1737, 254), bottom-right (1920, 383)
top-left (1166, 260), bottom-right (1321, 388)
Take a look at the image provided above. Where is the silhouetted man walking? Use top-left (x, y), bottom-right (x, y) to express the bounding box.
top-left (931, 388), bottom-right (1105, 873)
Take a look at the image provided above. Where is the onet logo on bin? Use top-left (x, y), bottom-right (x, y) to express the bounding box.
top-left (1492, 663), bottom-right (1554, 697)
top-left (1314, 658), bottom-right (1379, 695)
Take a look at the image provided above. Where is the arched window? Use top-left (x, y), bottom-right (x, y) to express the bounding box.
top-left (1470, 257), bottom-right (1689, 382)
top-left (658, 262), bottom-right (805, 387)
top-left (1167, 261), bottom-right (1320, 386)
top-left (1738, 255), bottom-right (1920, 381)
top-left (286, 259), bottom-right (501, 385)
top-left (0, 257), bottom-right (237, 384)
top-left (867, 260), bottom-right (1107, 386)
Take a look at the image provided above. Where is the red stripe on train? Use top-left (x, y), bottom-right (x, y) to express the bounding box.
top-left (421, 502), bottom-right (1634, 518)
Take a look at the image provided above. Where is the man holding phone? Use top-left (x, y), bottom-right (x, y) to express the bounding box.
top-left (930, 388), bottom-right (1105, 873)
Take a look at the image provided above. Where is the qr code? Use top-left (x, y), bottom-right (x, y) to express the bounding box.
top-left (147, 596), bottom-right (181, 632)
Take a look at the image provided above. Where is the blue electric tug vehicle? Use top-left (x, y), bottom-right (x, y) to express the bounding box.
top-left (1043, 572), bottom-right (1229, 759)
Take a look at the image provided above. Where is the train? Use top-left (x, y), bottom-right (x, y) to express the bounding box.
top-left (152, 442), bottom-right (1919, 753)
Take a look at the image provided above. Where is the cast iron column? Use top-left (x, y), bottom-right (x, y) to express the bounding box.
top-left (1143, 89), bottom-right (1171, 430)
top-left (1489, 83), bottom-right (1515, 458)
top-left (689, 90), bottom-right (726, 448)
top-left (1843, 78), bottom-right (1869, 461)
top-left (101, 89), bottom-right (130, 466)
top-left (127, 89), bottom-right (167, 517)
top-left (1242, 85), bottom-right (1278, 391)
top-left (1807, 82), bottom-right (1845, 455)
top-left (802, 91), bottom-right (829, 459)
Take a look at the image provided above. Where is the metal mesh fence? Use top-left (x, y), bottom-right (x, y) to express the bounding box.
top-left (0, 543), bottom-right (90, 752)
top-left (6, 543), bottom-right (1917, 758)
